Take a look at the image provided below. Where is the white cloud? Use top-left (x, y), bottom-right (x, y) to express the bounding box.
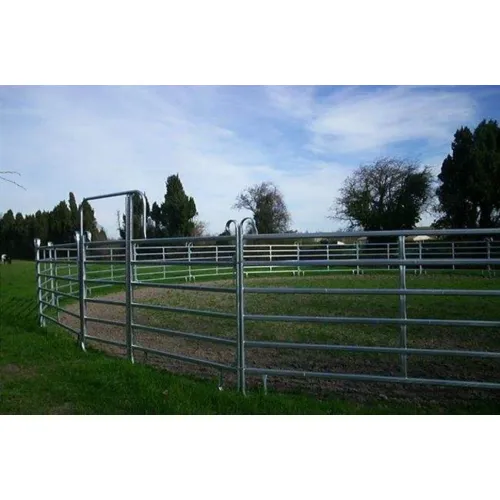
top-left (265, 85), bottom-right (478, 156)
top-left (0, 85), bottom-right (483, 239)
top-left (265, 85), bottom-right (316, 120)
top-left (310, 87), bottom-right (477, 154)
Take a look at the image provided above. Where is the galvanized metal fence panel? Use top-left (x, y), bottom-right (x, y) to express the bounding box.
top-left (34, 200), bottom-right (500, 394)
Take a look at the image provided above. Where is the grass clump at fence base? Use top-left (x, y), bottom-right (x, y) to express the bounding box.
top-left (2, 261), bottom-right (500, 414)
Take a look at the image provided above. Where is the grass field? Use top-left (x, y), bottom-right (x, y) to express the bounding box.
top-left (1, 260), bottom-right (500, 414)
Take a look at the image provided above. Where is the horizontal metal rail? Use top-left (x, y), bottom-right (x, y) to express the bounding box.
top-left (135, 274), bottom-right (194, 283)
top-left (131, 259), bottom-right (232, 266)
top-left (132, 322), bottom-right (237, 346)
top-left (39, 258), bottom-right (77, 265)
top-left (83, 278), bottom-right (126, 286)
top-left (245, 313), bottom-right (500, 328)
top-left (86, 297), bottom-right (126, 307)
top-left (39, 242), bottom-right (77, 250)
top-left (131, 280), bottom-right (236, 294)
top-left (132, 235), bottom-right (235, 244)
top-left (244, 228), bottom-right (500, 240)
top-left (244, 367), bottom-right (500, 389)
top-left (244, 287), bottom-right (500, 297)
top-left (87, 241), bottom-right (125, 247)
top-left (85, 316), bottom-right (127, 328)
top-left (83, 190), bottom-right (142, 202)
top-left (40, 300), bottom-right (81, 319)
top-left (243, 258), bottom-right (500, 267)
top-left (245, 340), bottom-right (500, 358)
top-left (131, 301), bottom-right (236, 320)
top-left (85, 335), bottom-right (127, 348)
top-left (41, 314), bottom-right (80, 335)
top-left (38, 286), bottom-right (79, 301)
top-left (132, 345), bottom-right (236, 372)
top-left (38, 272), bottom-right (80, 283)
top-left (84, 260), bottom-right (130, 266)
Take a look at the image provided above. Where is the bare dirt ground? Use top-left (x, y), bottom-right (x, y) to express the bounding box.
top-left (58, 285), bottom-right (500, 409)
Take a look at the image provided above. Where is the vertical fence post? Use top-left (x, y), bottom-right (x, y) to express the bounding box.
top-left (387, 243), bottom-right (390, 270)
top-left (133, 243), bottom-right (138, 282)
top-left (47, 242), bottom-right (55, 308)
top-left (71, 238), bottom-right (77, 295)
top-left (54, 247), bottom-right (61, 320)
top-left (418, 241), bottom-right (423, 275)
top-left (452, 241), bottom-right (456, 271)
top-left (237, 223), bottom-right (247, 394)
top-left (34, 238), bottom-right (46, 328)
top-left (296, 242), bottom-right (300, 275)
top-left (224, 220), bottom-right (239, 388)
top-left (398, 236), bottom-right (408, 378)
top-left (355, 242), bottom-right (360, 275)
top-left (215, 245), bottom-right (219, 275)
top-left (326, 243), bottom-right (330, 271)
top-left (71, 243), bottom-right (77, 294)
top-left (162, 246), bottom-right (166, 279)
top-left (234, 217), bottom-right (256, 395)
top-left (54, 247), bottom-right (61, 317)
top-left (67, 248), bottom-right (72, 295)
top-left (187, 243), bottom-right (193, 281)
top-left (125, 194), bottom-right (134, 363)
top-left (235, 226), bottom-right (242, 391)
top-left (269, 245), bottom-right (272, 273)
top-left (486, 238), bottom-right (491, 275)
top-left (85, 231), bottom-right (92, 294)
top-left (110, 247), bottom-right (114, 280)
top-left (76, 231), bottom-right (87, 351)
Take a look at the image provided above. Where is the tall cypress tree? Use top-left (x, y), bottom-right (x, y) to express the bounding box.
top-left (68, 192), bottom-right (79, 232)
top-left (435, 120), bottom-right (500, 229)
top-left (161, 174), bottom-right (198, 237)
top-left (49, 201), bottom-right (72, 243)
top-left (80, 200), bottom-right (99, 239)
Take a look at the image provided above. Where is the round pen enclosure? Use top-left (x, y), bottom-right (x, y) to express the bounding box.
top-left (34, 191), bottom-right (500, 405)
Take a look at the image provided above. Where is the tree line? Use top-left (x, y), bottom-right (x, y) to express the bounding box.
top-left (0, 192), bottom-right (105, 259)
top-left (1, 119), bottom-right (499, 258)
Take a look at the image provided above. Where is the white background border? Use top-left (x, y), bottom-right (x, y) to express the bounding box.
top-left (1, 1), bottom-right (498, 499)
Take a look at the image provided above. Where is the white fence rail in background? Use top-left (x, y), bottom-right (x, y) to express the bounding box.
top-left (39, 238), bottom-right (500, 298)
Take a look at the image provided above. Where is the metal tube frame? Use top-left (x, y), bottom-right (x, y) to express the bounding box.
top-left (34, 238), bottom-right (46, 327)
top-left (237, 217), bottom-right (258, 394)
top-left (77, 190), bottom-right (145, 358)
top-left (34, 208), bottom-right (500, 393)
top-left (125, 194), bottom-right (134, 362)
top-left (399, 235), bottom-right (408, 377)
top-left (76, 232), bottom-right (87, 351)
top-left (224, 220), bottom-right (241, 389)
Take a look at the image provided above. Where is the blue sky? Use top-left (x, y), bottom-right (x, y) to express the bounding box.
top-left (1, 85), bottom-right (499, 238)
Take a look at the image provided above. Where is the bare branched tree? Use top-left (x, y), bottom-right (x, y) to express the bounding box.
top-left (191, 218), bottom-right (208, 237)
top-left (233, 181), bottom-right (291, 234)
top-left (0, 171), bottom-right (26, 190)
top-left (329, 157), bottom-right (434, 231)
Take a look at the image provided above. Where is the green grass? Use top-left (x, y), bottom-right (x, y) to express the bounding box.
top-left (1, 260), bottom-right (500, 414)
